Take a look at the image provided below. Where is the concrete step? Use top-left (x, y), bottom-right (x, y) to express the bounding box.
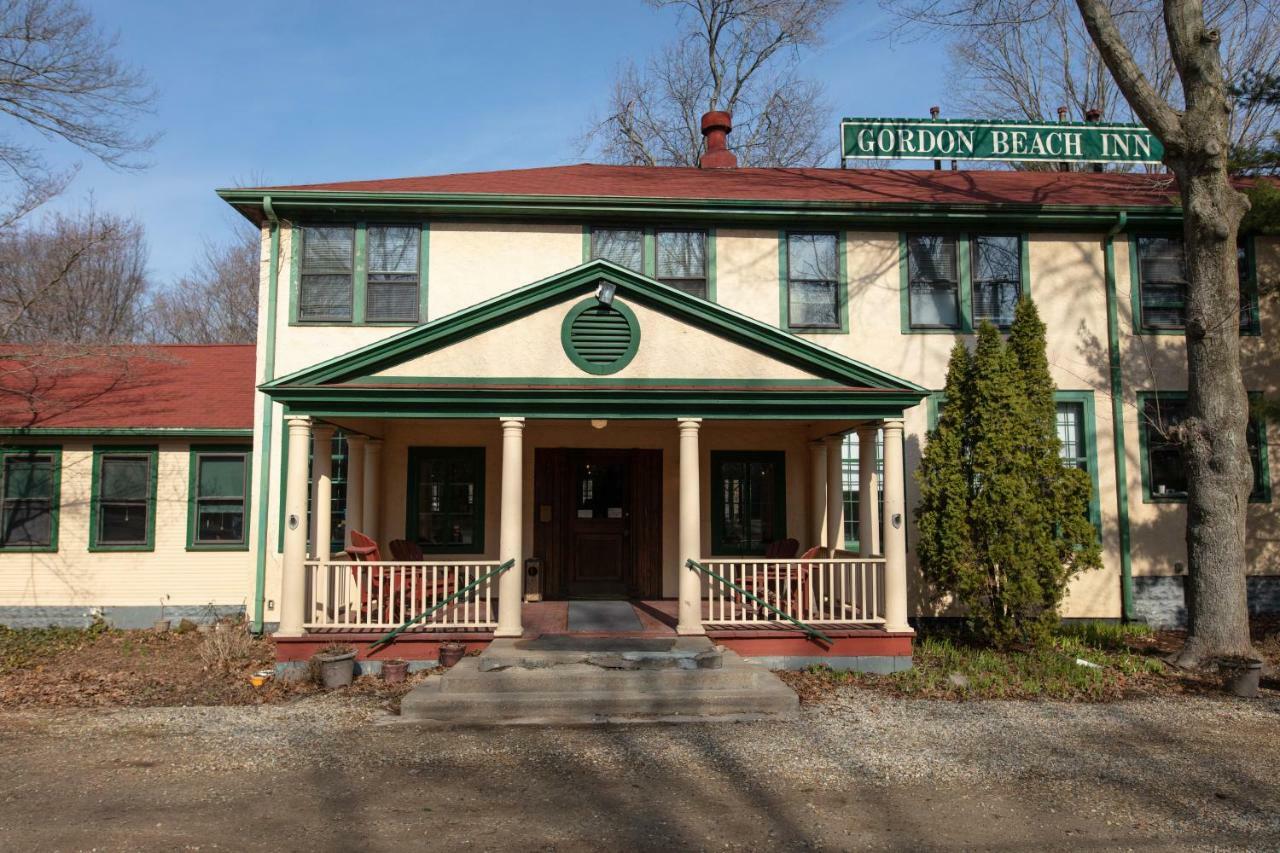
top-left (399, 646), bottom-right (799, 726)
top-left (477, 636), bottom-right (723, 672)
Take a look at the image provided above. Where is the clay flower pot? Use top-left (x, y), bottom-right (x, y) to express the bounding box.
top-left (438, 642), bottom-right (465, 668)
top-left (381, 659), bottom-right (409, 684)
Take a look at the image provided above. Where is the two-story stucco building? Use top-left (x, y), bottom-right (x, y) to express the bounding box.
top-left (3, 115), bottom-right (1277, 668)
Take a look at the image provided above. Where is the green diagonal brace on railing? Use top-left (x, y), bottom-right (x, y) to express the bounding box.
top-left (369, 559), bottom-right (515, 651)
top-left (686, 558), bottom-right (833, 645)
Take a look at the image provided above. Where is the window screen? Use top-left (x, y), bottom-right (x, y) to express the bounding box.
top-left (193, 452), bottom-right (248, 545)
top-left (299, 225), bottom-right (354, 322)
top-left (1, 452), bottom-right (56, 548)
top-left (971, 234), bottom-right (1021, 327)
top-left (1137, 236), bottom-right (1187, 330)
top-left (367, 225), bottom-right (420, 322)
top-left (907, 234), bottom-right (960, 328)
top-left (1142, 397), bottom-right (1267, 500)
top-left (591, 228), bottom-right (644, 272)
top-left (787, 233), bottom-right (839, 329)
top-left (656, 230), bottom-right (707, 298)
top-left (408, 447), bottom-right (485, 552)
top-left (96, 454), bottom-right (151, 545)
top-left (712, 452), bottom-right (786, 555)
top-left (841, 432), bottom-right (883, 548)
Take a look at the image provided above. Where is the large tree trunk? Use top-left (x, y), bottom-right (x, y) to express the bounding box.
top-left (1171, 166), bottom-right (1256, 668)
top-left (1075, 0), bottom-right (1259, 667)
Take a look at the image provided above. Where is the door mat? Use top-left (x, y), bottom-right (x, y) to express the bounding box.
top-left (565, 600), bottom-right (645, 633)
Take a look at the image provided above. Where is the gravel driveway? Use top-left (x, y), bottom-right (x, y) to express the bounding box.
top-left (1, 689), bottom-right (1277, 851)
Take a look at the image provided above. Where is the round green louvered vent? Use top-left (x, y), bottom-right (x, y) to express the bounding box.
top-left (561, 297), bottom-right (641, 375)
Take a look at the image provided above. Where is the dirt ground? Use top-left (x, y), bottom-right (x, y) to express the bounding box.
top-left (1, 690), bottom-right (1277, 852)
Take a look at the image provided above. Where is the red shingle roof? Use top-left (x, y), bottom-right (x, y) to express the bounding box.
top-left (0, 344), bottom-right (256, 431)
top-left (252, 164), bottom-right (1183, 208)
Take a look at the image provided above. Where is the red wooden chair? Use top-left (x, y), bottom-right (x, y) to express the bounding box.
top-left (345, 530), bottom-right (386, 622)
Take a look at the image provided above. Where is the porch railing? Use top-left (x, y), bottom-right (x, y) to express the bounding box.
top-left (698, 557), bottom-right (886, 627)
top-left (303, 559), bottom-right (504, 631)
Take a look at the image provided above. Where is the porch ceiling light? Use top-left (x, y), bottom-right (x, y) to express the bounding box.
top-left (591, 419), bottom-right (608, 430)
top-left (595, 280), bottom-right (617, 306)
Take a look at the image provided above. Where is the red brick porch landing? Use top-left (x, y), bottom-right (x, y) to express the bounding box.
top-left (275, 600), bottom-right (913, 670)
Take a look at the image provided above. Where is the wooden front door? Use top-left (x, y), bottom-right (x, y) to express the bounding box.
top-left (534, 448), bottom-right (662, 599)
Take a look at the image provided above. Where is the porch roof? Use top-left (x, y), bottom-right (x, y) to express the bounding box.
top-left (265, 260), bottom-right (928, 420)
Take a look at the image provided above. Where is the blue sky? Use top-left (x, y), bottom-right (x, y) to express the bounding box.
top-left (31, 1), bottom-right (946, 283)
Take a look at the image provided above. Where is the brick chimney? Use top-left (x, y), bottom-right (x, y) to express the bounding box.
top-left (699, 111), bottom-right (737, 169)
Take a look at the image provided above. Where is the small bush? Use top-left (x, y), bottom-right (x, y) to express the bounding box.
top-left (198, 622), bottom-right (257, 673)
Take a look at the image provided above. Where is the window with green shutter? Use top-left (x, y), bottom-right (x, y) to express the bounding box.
top-left (0, 448), bottom-right (59, 550)
top-left (91, 448), bottom-right (157, 549)
top-left (189, 448), bottom-right (250, 549)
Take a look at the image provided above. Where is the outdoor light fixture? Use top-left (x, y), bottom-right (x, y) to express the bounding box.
top-left (591, 419), bottom-right (608, 430)
top-left (595, 281), bottom-right (617, 306)
top-left (892, 513), bottom-right (903, 529)
top-left (288, 515), bottom-right (299, 530)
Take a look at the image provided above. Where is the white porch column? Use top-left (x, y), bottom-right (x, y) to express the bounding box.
top-left (279, 416), bottom-right (313, 638)
top-left (857, 426), bottom-right (881, 557)
top-left (808, 440), bottom-right (826, 548)
top-left (882, 419), bottom-right (912, 634)
top-left (345, 434), bottom-right (366, 544)
top-left (824, 435), bottom-right (844, 556)
top-left (310, 425), bottom-right (334, 560)
top-left (362, 439), bottom-right (382, 543)
top-left (496, 417), bottom-right (525, 637)
top-left (677, 418), bottom-right (705, 635)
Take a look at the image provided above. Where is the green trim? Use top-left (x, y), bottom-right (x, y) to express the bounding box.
top-left (419, 223), bottom-right (431, 323)
top-left (253, 220), bottom-right (281, 632)
top-left (343, 376), bottom-right (844, 388)
top-left (88, 445), bottom-right (158, 552)
top-left (219, 187), bottom-right (1188, 231)
top-left (187, 444), bottom-right (253, 551)
top-left (0, 427), bottom-right (251, 438)
top-left (1137, 390), bottom-right (1272, 504)
top-left (352, 223), bottom-right (368, 323)
top-left (779, 231), bottom-right (848, 334)
top-left (643, 230), bottom-right (656, 277)
top-left (581, 225), bottom-right (591, 263)
top-left (1102, 231), bottom-right (1135, 621)
top-left (405, 446), bottom-right (486, 555)
top-left (706, 227), bottom-right (718, 303)
top-left (0, 446), bottom-right (62, 553)
top-left (559, 297), bottom-right (641, 376)
top-left (1020, 231), bottom-right (1032, 296)
top-left (264, 258), bottom-right (928, 395)
top-left (709, 450), bottom-right (787, 556)
top-left (957, 235), bottom-right (974, 332)
top-left (288, 222), bottom-right (299, 328)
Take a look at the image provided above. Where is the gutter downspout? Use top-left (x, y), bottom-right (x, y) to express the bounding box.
top-left (1103, 211), bottom-right (1136, 621)
top-left (252, 196), bottom-right (280, 634)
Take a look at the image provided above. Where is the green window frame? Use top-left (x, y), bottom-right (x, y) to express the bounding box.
top-left (710, 450), bottom-right (787, 556)
top-left (187, 445), bottom-right (252, 551)
top-left (0, 446), bottom-right (61, 552)
top-left (1130, 234), bottom-right (1262, 336)
top-left (1138, 391), bottom-right (1271, 503)
top-left (291, 222), bottom-right (429, 326)
top-left (1239, 236), bottom-right (1262, 336)
top-left (899, 232), bottom-right (1030, 333)
top-left (584, 225), bottom-right (717, 301)
top-left (779, 231), bottom-right (847, 333)
top-left (89, 446), bottom-right (158, 551)
top-left (406, 447), bottom-right (486, 554)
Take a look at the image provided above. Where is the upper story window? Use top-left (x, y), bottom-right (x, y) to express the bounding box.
top-left (656, 229), bottom-right (707, 298)
top-left (590, 228), bottom-right (644, 273)
top-left (1133, 236), bottom-right (1262, 335)
top-left (367, 226), bottom-right (420, 323)
top-left (905, 233), bottom-right (1026, 332)
top-left (906, 234), bottom-right (960, 329)
top-left (299, 225), bottom-right (355, 322)
top-left (785, 232), bottom-right (841, 330)
top-left (1134, 236), bottom-right (1187, 331)
top-left (971, 234), bottom-right (1022, 327)
top-left (0, 448), bottom-right (60, 551)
